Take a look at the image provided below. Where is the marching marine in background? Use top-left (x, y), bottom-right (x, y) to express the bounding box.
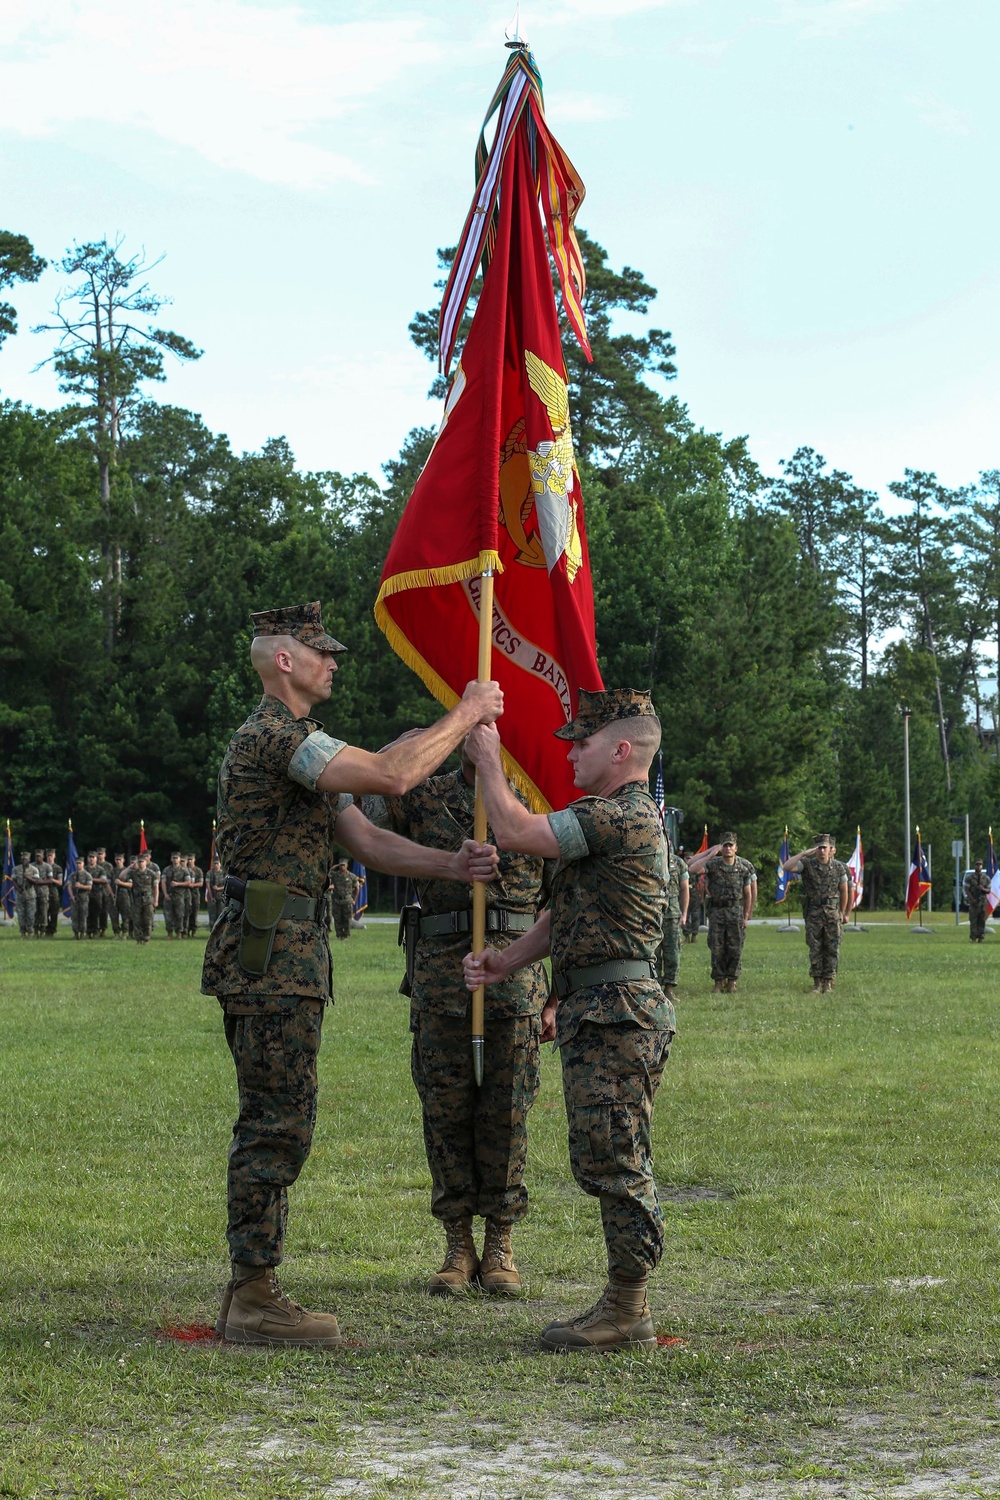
top-left (45, 848), bottom-right (62, 935)
top-left (127, 852), bottom-right (158, 943)
top-left (780, 836), bottom-right (851, 991)
top-left (464, 688), bottom-right (673, 1353)
top-left (113, 854), bottom-right (132, 939)
top-left (329, 859), bottom-right (360, 940)
top-left (67, 855), bottom-right (92, 939)
top-left (689, 834), bottom-right (755, 993)
top-left (655, 838), bottom-right (689, 1001)
top-left (206, 858), bottom-right (225, 929)
top-left (32, 851), bottom-right (50, 937)
top-left (14, 851), bottom-right (39, 936)
top-left (187, 854), bottom-right (203, 935)
top-left (964, 859), bottom-right (991, 943)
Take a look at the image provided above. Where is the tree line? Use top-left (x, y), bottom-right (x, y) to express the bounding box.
top-left (1, 229), bottom-right (996, 907)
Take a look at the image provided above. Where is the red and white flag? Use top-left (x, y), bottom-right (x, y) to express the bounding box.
top-left (846, 826), bottom-right (864, 911)
top-left (905, 829), bottom-right (931, 918)
top-left (375, 49), bottom-right (602, 811)
top-left (987, 828), bottom-right (1000, 916)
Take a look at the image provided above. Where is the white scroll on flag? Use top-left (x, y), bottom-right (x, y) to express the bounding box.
top-left (847, 827), bottom-right (864, 911)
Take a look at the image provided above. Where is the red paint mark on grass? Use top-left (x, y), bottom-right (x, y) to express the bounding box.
top-left (158, 1322), bottom-right (219, 1343)
top-left (656, 1335), bottom-right (688, 1347)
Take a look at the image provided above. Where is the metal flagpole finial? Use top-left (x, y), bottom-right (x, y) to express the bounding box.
top-left (505, 3), bottom-right (527, 48)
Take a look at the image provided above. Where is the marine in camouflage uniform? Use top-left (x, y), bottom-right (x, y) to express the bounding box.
top-left (187, 856), bottom-right (203, 935)
top-left (162, 853), bottom-right (181, 936)
top-left (690, 834), bottom-right (754, 993)
top-left (330, 860), bottom-right (359, 940)
top-left (963, 861), bottom-right (990, 942)
top-left (32, 851), bottom-right (50, 937)
top-left (113, 854), bottom-right (132, 938)
top-left (464, 688), bottom-right (674, 1353)
top-left (781, 836), bottom-right (851, 991)
top-left (46, 849), bottom-right (62, 935)
top-left (169, 858), bottom-right (191, 937)
top-left (367, 756), bottom-right (551, 1294)
top-left (95, 848), bottom-right (114, 936)
top-left (14, 852), bottom-right (39, 936)
top-left (67, 857), bottom-right (92, 938)
top-left (206, 859), bottom-right (226, 930)
top-left (200, 599), bottom-right (503, 1348)
top-left (655, 840), bottom-right (689, 999)
top-left (126, 854), bottom-right (157, 943)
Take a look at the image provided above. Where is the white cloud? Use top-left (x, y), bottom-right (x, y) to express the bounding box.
top-left (775, 0), bottom-right (914, 37)
top-left (0, 0), bottom-right (441, 189)
top-left (908, 94), bottom-right (973, 137)
top-left (543, 91), bottom-right (624, 123)
top-left (538, 0), bottom-right (695, 20)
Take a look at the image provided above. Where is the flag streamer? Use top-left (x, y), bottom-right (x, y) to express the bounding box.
top-left (438, 47), bottom-right (591, 377)
top-left (376, 50), bottom-right (603, 814)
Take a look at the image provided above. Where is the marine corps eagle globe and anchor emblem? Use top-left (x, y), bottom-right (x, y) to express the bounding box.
top-left (498, 350), bottom-right (583, 583)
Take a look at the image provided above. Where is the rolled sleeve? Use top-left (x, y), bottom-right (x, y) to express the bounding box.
top-left (548, 808), bottom-right (590, 864)
top-left (288, 730), bottom-right (346, 791)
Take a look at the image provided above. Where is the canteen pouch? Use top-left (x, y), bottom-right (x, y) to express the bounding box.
top-left (397, 903), bottom-right (421, 997)
top-left (238, 879), bottom-right (287, 977)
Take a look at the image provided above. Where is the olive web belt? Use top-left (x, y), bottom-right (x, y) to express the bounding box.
top-left (418, 908), bottom-right (534, 939)
top-left (552, 959), bottom-right (657, 999)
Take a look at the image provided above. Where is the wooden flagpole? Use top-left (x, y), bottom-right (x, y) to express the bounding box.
top-left (471, 568), bottom-right (495, 1087)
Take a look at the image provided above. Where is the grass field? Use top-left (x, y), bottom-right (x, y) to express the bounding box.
top-left (3, 914), bottom-right (1000, 1498)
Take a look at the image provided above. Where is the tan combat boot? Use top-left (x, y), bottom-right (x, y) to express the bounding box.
top-left (539, 1276), bottom-right (656, 1353)
top-left (224, 1265), bottom-right (345, 1347)
top-left (215, 1277), bottom-right (234, 1338)
top-left (712, 980), bottom-right (726, 993)
top-left (727, 979), bottom-right (738, 994)
top-left (479, 1219), bottom-right (520, 1294)
top-left (427, 1218), bottom-right (479, 1295)
top-left (812, 978), bottom-right (822, 993)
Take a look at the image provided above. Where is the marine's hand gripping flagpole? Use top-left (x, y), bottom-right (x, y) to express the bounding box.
top-left (471, 568), bottom-right (495, 1087)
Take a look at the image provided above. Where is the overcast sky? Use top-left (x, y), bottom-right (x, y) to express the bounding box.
top-left (1, 0), bottom-right (995, 501)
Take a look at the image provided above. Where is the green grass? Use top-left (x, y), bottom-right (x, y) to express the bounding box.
top-left (3, 916), bottom-right (1000, 1497)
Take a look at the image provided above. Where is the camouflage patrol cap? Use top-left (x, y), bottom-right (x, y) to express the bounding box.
top-left (815, 833), bottom-right (834, 847)
top-left (20, 850), bottom-right (30, 860)
top-left (554, 687), bottom-right (658, 742)
top-left (250, 600), bottom-right (346, 654)
top-left (720, 831), bottom-right (738, 844)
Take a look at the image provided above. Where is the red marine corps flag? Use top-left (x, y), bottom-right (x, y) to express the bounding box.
top-left (375, 45), bottom-right (602, 813)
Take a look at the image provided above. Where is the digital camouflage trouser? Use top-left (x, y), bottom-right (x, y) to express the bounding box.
top-left (332, 899), bottom-right (354, 940)
top-left (560, 1019), bottom-right (673, 1279)
top-left (410, 1010), bottom-right (541, 1224)
top-left (132, 896), bottom-right (153, 942)
top-left (708, 906), bottom-right (745, 980)
top-left (71, 892), bottom-right (89, 937)
top-left (805, 907), bottom-right (841, 979)
top-left (656, 916), bottom-right (681, 987)
top-left (223, 999), bottom-right (324, 1267)
top-left (116, 889), bottom-right (132, 937)
top-left (969, 900), bottom-right (988, 941)
top-left (15, 889), bottom-right (36, 935)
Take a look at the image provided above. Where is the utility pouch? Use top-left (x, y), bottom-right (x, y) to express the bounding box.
top-left (238, 879), bottom-right (287, 977)
top-left (397, 903), bottom-right (421, 997)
